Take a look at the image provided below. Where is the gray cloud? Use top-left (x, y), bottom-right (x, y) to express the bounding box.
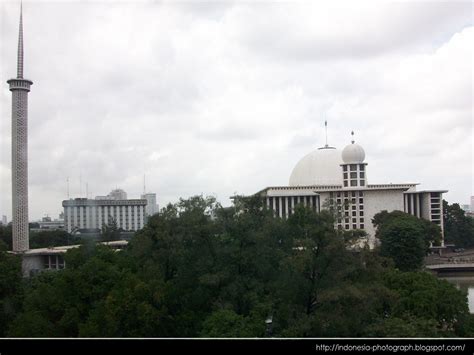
top-left (0, 1), bottom-right (472, 221)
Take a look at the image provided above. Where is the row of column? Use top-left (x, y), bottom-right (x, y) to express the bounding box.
top-left (65, 205), bottom-right (145, 233)
top-left (266, 195), bottom-right (320, 219)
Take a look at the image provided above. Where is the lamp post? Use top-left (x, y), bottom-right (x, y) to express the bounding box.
top-left (265, 315), bottom-right (273, 337)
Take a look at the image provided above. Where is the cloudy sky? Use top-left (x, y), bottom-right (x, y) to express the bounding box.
top-left (0, 0), bottom-right (472, 221)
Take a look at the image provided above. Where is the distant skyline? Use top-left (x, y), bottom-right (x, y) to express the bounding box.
top-left (1, 1), bottom-right (473, 220)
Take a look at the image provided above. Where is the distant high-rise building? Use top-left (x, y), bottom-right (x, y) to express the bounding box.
top-left (62, 197), bottom-right (147, 233)
top-left (141, 193), bottom-right (159, 217)
top-left (471, 196), bottom-right (474, 214)
top-left (7, 4), bottom-right (33, 252)
top-left (96, 188), bottom-right (128, 201)
top-left (461, 204), bottom-right (471, 212)
top-left (1, 215), bottom-right (7, 226)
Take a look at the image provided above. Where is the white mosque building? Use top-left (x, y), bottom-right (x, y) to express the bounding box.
top-left (256, 132), bottom-right (447, 248)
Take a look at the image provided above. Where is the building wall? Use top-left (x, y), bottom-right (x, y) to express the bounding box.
top-left (21, 254), bottom-right (44, 277)
top-left (63, 199), bottom-right (147, 233)
top-left (362, 190), bottom-right (405, 247)
top-left (142, 193), bottom-right (158, 217)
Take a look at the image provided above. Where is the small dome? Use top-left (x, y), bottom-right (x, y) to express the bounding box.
top-left (289, 147), bottom-right (343, 186)
top-left (342, 143), bottom-right (365, 163)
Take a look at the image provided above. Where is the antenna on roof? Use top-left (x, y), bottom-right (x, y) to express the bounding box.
top-left (325, 120), bottom-right (328, 147)
top-left (67, 177), bottom-right (70, 199)
top-left (351, 130), bottom-right (355, 144)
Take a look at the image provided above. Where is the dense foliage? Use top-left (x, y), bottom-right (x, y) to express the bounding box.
top-left (0, 197), bottom-right (472, 337)
top-left (373, 210), bottom-right (441, 271)
top-left (443, 201), bottom-right (474, 248)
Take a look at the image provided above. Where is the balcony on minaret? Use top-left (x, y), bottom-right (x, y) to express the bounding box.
top-left (7, 78), bottom-right (33, 92)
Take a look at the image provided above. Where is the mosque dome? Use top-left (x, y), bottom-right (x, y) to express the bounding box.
top-left (289, 146), bottom-right (343, 186)
top-left (341, 142), bottom-right (365, 164)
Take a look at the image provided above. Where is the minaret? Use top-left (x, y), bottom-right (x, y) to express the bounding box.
top-left (7, 3), bottom-right (33, 252)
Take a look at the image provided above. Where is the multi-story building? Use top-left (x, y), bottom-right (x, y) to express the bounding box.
top-left (141, 192), bottom-right (159, 217)
top-left (62, 196), bottom-right (147, 233)
top-left (254, 134), bottom-right (447, 248)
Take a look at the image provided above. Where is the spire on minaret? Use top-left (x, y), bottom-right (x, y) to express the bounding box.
top-left (17, 1), bottom-right (24, 79)
top-left (324, 120), bottom-right (328, 147)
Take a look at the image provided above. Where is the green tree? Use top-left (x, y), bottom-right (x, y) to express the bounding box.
top-left (101, 217), bottom-right (121, 242)
top-left (0, 224), bottom-right (12, 250)
top-left (382, 270), bottom-right (471, 335)
top-left (444, 200), bottom-right (474, 248)
top-left (0, 241), bottom-right (23, 336)
top-left (373, 211), bottom-right (440, 271)
top-left (30, 230), bottom-right (79, 248)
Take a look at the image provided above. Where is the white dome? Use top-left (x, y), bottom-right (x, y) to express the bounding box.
top-left (289, 147), bottom-right (343, 186)
top-left (342, 143), bottom-right (365, 163)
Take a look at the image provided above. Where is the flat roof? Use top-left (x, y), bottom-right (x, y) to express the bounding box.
top-left (252, 183), bottom-right (419, 196)
top-left (16, 240), bottom-right (129, 256)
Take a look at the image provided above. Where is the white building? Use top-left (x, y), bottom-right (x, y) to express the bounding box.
top-left (95, 188), bottom-right (128, 201)
top-left (62, 196), bottom-right (147, 233)
top-left (255, 136), bottom-right (447, 248)
top-left (20, 241), bottom-right (128, 277)
top-left (141, 193), bottom-right (159, 217)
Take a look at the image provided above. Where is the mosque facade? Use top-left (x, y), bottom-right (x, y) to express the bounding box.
top-left (256, 133), bottom-right (447, 248)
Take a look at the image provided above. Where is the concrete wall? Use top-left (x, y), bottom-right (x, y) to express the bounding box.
top-left (21, 254), bottom-right (44, 277)
top-left (364, 190), bottom-right (405, 247)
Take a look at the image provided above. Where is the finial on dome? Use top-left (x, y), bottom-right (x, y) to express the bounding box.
top-left (318, 119), bottom-right (336, 150)
top-left (351, 131), bottom-right (355, 144)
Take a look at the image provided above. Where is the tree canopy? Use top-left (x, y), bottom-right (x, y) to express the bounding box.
top-left (373, 210), bottom-right (441, 271)
top-left (1, 196), bottom-right (472, 337)
top-left (443, 201), bottom-right (474, 248)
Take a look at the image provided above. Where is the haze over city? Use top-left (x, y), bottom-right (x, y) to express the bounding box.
top-left (1, 0), bottom-right (472, 221)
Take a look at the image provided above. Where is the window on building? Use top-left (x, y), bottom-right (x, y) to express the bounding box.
top-left (352, 224), bottom-right (357, 229)
top-left (359, 164), bottom-right (365, 171)
top-left (352, 205), bottom-right (356, 210)
top-left (344, 192), bottom-right (349, 197)
top-left (360, 172), bottom-right (365, 178)
top-left (360, 211), bottom-right (364, 216)
top-left (344, 181), bottom-right (348, 187)
top-left (343, 166), bottom-right (348, 172)
top-left (360, 224), bottom-right (364, 229)
top-left (360, 180), bottom-right (365, 186)
top-left (350, 180), bottom-right (357, 186)
top-left (359, 198), bottom-right (364, 204)
top-left (350, 172), bottom-right (357, 179)
top-left (350, 164), bottom-right (357, 171)
top-left (345, 225), bottom-right (349, 230)
top-left (352, 211), bottom-right (356, 217)
top-left (360, 218), bottom-right (364, 223)
top-left (343, 173), bottom-right (348, 179)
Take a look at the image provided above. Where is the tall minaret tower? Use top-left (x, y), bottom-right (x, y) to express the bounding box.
top-left (7, 3), bottom-right (33, 252)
